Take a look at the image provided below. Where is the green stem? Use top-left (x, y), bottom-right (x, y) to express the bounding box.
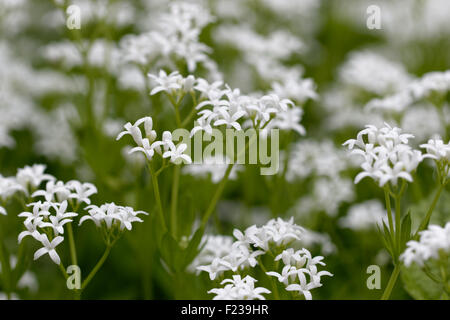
top-left (170, 166), bottom-right (180, 238)
top-left (58, 263), bottom-right (69, 280)
top-left (81, 245), bottom-right (112, 291)
top-left (66, 223), bottom-right (78, 266)
top-left (384, 187), bottom-right (395, 250)
top-left (394, 182), bottom-right (406, 254)
top-left (381, 264), bottom-right (400, 300)
top-left (147, 163), bottom-right (167, 233)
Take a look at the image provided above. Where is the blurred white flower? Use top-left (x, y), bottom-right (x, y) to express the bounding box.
top-left (401, 222), bottom-right (450, 267)
top-left (339, 200), bottom-right (386, 231)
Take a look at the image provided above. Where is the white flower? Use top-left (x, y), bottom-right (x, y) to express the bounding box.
top-left (0, 206), bottom-right (5, 215)
top-left (401, 222), bottom-right (450, 267)
top-left (18, 201), bottom-right (52, 224)
top-left (163, 143), bottom-right (192, 164)
top-left (0, 175), bottom-right (26, 201)
top-left (80, 202), bottom-right (147, 232)
top-left (339, 200), bottom-right (386, 231)
top-left (18, 217), bottom-right (43, 243)
top-left (129, 138), bottom-right (155, 161)
top-left (197, 257), bottom-right (229, 280)
top-left (208, 275), bottom-right (270, 300)
top-left (268, 248), bottom-right (332, 300)
top-left (16, 164), bottom-right (54, 190)
top-left (420, 138), bottom-right (450, 161)
top-left (151, 131), bottom-right (174, 155)
top-left (343, 123), bottom-right (424, 187)
top-left (188, 235), bottom-right (234, 273)
top-left (66, 180), bottom-right (98, 205)
top-left (40, 216), bottom-right (72, 236)
top-left (339, 51), bottom-right (411, 95)
top-left (266, 265), bottom-right (299, 285)
top-left (148, 70), bottom-right (183, 95)
top-left (33, 234), bottom-right (64, 265)
top-left (116, 117), bottom-right (156, 147)
top-left (32, 180), bottom-right (70, 202)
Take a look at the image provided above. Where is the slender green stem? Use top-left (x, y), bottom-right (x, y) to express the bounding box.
top-left (384, 187), bottom-right (395, 249)
top-left (381, 264), bottom-right (400, 300)
top-left (81, 245), bottom-right (112, 291)
top-left (147, 163), bottom-right (167, 232)
top-left (170, 166), bottom-right (180, 238)
top-left (66, 223), bottom-right (78, 266)
top-left (58, 263), bottom-right (69, 280)
top-left (201, 163), bottom-right (234, 228)
top-left (395, 195), bottom-right (402, 254)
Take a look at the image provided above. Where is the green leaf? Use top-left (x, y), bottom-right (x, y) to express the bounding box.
top-left (160, 233), bottom-right (181, 273)
top-left (182, 226), bottom-right (205, 269)
top-left (400, 263), bottom-right (443, 300)
top-left (378, 220), bottom-right (395, 258)
top-left (400, 211), bottom-right (412, 252)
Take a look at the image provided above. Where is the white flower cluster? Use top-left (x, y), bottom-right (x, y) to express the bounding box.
top-left (17, 175), bottom-right (98, 265)
top-left (294, 175), bottom-right (354, 217)
top-left (366, 70), bottom-right (450, 113)
top-left (197, 217), bottom-right (304, 280)
top-left (343, 123), bottom-right (424, 187)
top-left (0, 164), bottom-right (55, 215)
top-left (80, 203), bottom-right (148, 233)
top-left (146, 70), bottom-right (306, 137)
top-left (401, 222), bottom-right (450, 267)
top-left (188, 235), bottom-right (234, 273)
top-left (420, 138), bottom-right (450, 162)
top-left (270, 69), bottom-right (318, 104)
top-left (339, 51), bottom-right (411, 95)
top-left (214, 24), bottom-right (305, 82)
top-left (208, 275), bottom-right (271, 300)
top-left (267, 248), bottom-right (333, 300)
top-left (195, 80), bottom-right (305, 137)
top-left (339, 200), bottom-right (386, 231)
top-left (32, 180), bottom-right (97, 205)
top-left (286, 140), bottom-right (353, 181)
top-left (18, 200), bottom-right (77, 265)
top-left (117, 116), bottom-right (192, 164)
top-left (119, 1), bottom-right (215, 72)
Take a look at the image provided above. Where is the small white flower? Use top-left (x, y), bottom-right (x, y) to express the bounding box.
top-left (197, 257), bottom-right (228, 280)
top-left (148, 70), bottom-right (183, 95)
top-left (163, 143), bottom-right (192, 164)
top-left (32, 180), bottom-right (70, 202)
top-left (67, 180), bottom-right (98, 205)
top-left (117, 116), bottom-right (155, 144)
top-left (420, 138), bottom-right (450, 161)
top-left (16, 164), bottom-right (54, 191)
top-left (208, 275), bottom-right (271, 300)
top-left (18, 217), bottom-right (43, 243)
top-left (33, 234), bottom-right (64, 265)
top-left (401, 222), bottom-right (450, 267)
top-left (129, 138), bottom-right (155, 161)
